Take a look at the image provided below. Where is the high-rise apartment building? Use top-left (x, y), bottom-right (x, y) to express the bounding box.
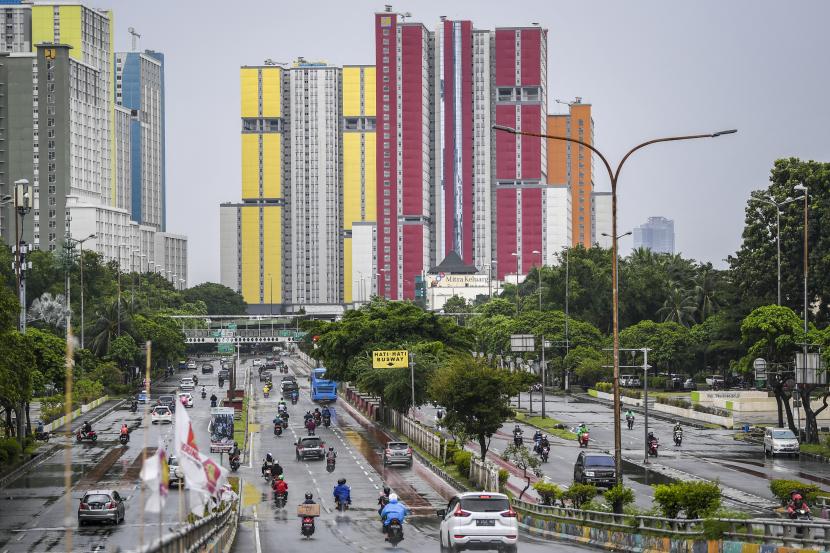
top-left (0, 1), bottom-right (31, 52)
top-left (115, 49), bottom-right (166, 230)
top-left (342, 65), bottom-right (376, 304)
top-left (546, 99), bottom-right (594, 248)
top-left (592, 191), bottom-right (611, 248)
top-left (634, 216), bottom-right (675, 254)
top-left (374, 13), bottom-right (434, 300)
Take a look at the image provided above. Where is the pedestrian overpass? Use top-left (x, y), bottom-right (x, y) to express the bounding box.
top-left (171, 315), bottom-right (310, 345)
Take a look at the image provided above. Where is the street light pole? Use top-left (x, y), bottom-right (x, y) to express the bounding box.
top-left (511, 251), bottom-right (519, 317)
top-left (532, 249), bottom-right (542, 311)
top-left (494, 123), bottom-right (737, 495)
top-left (751, 195), bottom-right (802, 306)
top-left (794, 183), bottom-right (809, 438)
top-left (564, 246), bottom-right (570, 391)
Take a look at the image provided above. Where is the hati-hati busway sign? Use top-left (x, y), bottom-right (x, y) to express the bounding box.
top-left (373, 350), bottom-right (409, 369)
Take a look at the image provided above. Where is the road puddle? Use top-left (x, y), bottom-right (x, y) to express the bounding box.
top-left (621, 460), bottom-right (676, 486)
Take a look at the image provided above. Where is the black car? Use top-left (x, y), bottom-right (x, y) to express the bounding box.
top-left (296, 436), bottom-right (325, 461)
top-left (201, 364), bottom-right (214, 374)
top-left (573, 452), bottom-right (616, 487)
top-left (218, 369), bottom-right (230, 380)
top-left (157, 394), bottom-right (176, 413)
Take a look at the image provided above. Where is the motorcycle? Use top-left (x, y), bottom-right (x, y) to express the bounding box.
top-left (201, 391), bottom-right (207, 400)
top-left (386, 518), bottom-right (404, 546)
top-left (291, 392), bottom-right (299, 405)
top-left (540, 446), bottom-right (549, 463)
top-left (323, 415), bottom-right (331, 428)
top-left (130, 401), bottom-right (138, 413)
top-left (119, 432), bottom-right (129, 445)
top-left (218, 378), bottom-right (225, 389)
top-left (513, 434), bottom-right (523, 447)
top-left (230, 455), bottom-right (241, 472)
top-left (210, 399), bottom-right (218, 408)
top-left (300, 516), bottom-right (315, 538)
top-left (648, 438), bottom-right (659, 456)
top-left (335, 497), bottom-right (349, 512)
top-left (35, 430), bottom-right (51, 442)
top-left (313, 412), bottom-right (322, 426)
top-left (280, 413), bottom-right (289, 429)
top-left (578, 432), bottom-right (590, 448)
top-left (673, 430), bottom-right (683, 447)
top-left (274, 491), bottom-right (287, 509)
top-left (264, 388), bottom-right (270, 398)
top-left (626, 416), bottom-right (634, 430)
top-left (326, 457), bottom-right (336, 473)
top-left (262, 466), bottom-right (272, 481)
top-left (76, 429), bottom-right (98, 443)
top-left (305, 421), bottom-right (316, 436)
top-left (274, 422), bottom-right (283, 437)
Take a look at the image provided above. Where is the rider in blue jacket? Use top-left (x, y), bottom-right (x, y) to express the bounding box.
top-left (333, 478), bottom-right (351, 506)
top-left (380, 493), bottom-right (409, 532)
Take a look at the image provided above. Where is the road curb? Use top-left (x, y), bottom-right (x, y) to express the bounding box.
top-left (0, 398), bottom-right (126, 490)
top-left (575, 392), bottom-right (712, 430)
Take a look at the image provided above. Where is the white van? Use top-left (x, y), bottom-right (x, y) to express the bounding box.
top-left (763, 427), bottom-right (799, 457)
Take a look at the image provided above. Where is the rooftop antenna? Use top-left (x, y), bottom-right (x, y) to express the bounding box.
top-left (384, 4), bottom-right (392, 12)
top-left (128, 27), bottom-right (141, 51)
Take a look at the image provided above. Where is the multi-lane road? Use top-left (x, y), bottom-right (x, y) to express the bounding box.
top-left (0, 356), bottom-right (596, 553)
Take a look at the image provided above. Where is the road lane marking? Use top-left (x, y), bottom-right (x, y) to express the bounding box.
top-left (252, 505), bottom-right (262, 553)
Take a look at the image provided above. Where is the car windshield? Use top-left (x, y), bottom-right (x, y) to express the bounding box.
top-left (301, 438), bottom-right (321, 447)
top-left (388, 443), bottom-right (408, 450)
top-left (84, 494), bottom-right (110, 504)
top-left (153, 407), bottom-right (169, 414)
top-left (585, 456), bottom-right (615, 467)
top-left (772, 430), bottom-right (796, 439)
top-left (459, 497), bottom-right (510, 512)
top-left (159, 396), bottom-right (174, 402)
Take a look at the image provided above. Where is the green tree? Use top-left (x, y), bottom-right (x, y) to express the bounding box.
top-left (108, 334), bottom-right (140, 368)
top-left (443, 295), bottom-right (469, 314)
top-left (619, 320), bottom-right (694, 373)
top-left (657, 287), bottom-right (698, 327)
top-left (564, 346), bottom-right (609, 387)
top-left (88, 298), bottom-right (133, 357)
top-left (428, 355), bottom-right (524, 460)
top-left (0, 331), bottom-right (35, 447)
top-left (182, 282), bottom-right (246, 315)
top-left (134, 314), bottom-right (185, 370)
top-left (0, 283), bottom-right (19, 333)
top-left (730, 158), bottom-right (830, 322)
top-left (740, 304), bottom-right (802, 431)
top-left (356, 341), bottom-right (445, 412)
top-left (26, 327), bottom-right (66, 390)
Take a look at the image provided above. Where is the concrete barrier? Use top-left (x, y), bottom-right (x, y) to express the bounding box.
top-left (43, 396), bottom-right (109, 432)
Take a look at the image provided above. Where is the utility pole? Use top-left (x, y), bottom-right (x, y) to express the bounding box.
top-left (409, 352), bottom-right (416, 417)
top-left (642, 348), bottom-right (651, 464)
top-left (13, 180), bottom-right (32, 333)
top-left (541, 335), bottom-right (547, 418)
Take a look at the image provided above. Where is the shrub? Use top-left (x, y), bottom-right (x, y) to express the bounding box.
top-left (590, 382), bottom-right (641, 399)
top-left (533, 481), bottom-right (561, 506)
top-left (563, 483), bottom-right (597, 508)
top-left (73, 378), bottom-right (104, 404)
top-left (653, 483), bottom-right (683, 518)
top-left (39, 394), bottom-right (65, 424)
top-left (654, 481), bottom-right (721, 519)
top-left (594, 382), bottom-right (612, 393)
top-left (603, 483), bottom-right (635, 507)
top-left (656, 396), bottom-right (691, 409)
top-left (453, 450), bottom-right (472, 477)
top-left (0, 438), bottom-right (22, 465)
top-left (692, 403), bottom-right (730, 417)
top-left (649, 376), bottom-right (667, 390)
top-left (444, 441), bottom-right (461, 463)
top-left (769, 479), bottom-right (822, 505)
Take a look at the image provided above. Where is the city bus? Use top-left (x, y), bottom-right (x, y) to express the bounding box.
top-left (310, 367), bottom-right (337, 402)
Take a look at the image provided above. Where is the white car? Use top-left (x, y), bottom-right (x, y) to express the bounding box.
top-left (252, 359), bottom-right (263, 367)
top-left (764, 427), bottom-right (800, 457)
top-left (151, 406), bottom-right (173, 424)
top-left (437, 492), bottom-right (518, 553)
top-left (180, 378), bottom-right (195, 391)
top-left (186, 361), bottom-right (197, 370)
top-left (177, 392), bottom-right (193, 408)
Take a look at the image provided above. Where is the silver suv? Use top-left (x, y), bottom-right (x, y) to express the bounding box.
top-left (296, 436), bottom-right (325, 461)
top-left (382, 441), bottom-right (413, 467)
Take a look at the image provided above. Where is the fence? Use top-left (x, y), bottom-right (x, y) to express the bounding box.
top-left (512, 498), bottom-right (830, 550)
top-left (469, 456), bottom-right (500, 492)
top-left (139, 497), bottom-right (238, 553)
top-left (43, 396), bottom-right (108, 432)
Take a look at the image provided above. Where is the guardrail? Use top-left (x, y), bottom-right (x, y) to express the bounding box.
top-left (512, 498), bottom-right (830, 549)
top-left (139, 497), bottom-right (238, 553)
top-left (43, 395), bottom-right (109, 432)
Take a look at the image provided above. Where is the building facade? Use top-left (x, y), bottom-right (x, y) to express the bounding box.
top-left (115, 50), bottom-right (165, 230)
top-left (633, 216), bottom-right (675, 254)
top-left (592, 191), bottom-right (611, 248)
top-left (0, 1), bottom-right (31, 53)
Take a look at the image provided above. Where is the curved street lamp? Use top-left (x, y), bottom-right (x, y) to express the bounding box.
top-left (493, 123), bottom-right (737, 501)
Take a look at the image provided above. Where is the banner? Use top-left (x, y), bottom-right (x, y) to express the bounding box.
top-left (139, 445), bottom-right (169, 513)
top-left (174, 403), bottom-right (208, 491)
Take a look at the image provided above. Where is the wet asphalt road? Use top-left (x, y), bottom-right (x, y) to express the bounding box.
top-left (231, 356), bottom-right (596, 553)
top-left (419, 392), bottom-right (829, 513)
top-left (0, 362), bottom-right (226, 553)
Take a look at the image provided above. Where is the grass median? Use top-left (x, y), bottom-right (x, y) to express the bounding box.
top-left (233, 395), bottom-right (249, 446)
top-left (514, 412), bottom-right (577, 441)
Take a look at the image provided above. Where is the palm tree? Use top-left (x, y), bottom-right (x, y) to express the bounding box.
top-left (27, 292), bottom-right (69, 329)
top-left (693, 269), bottom-right (719, 322)
top-left (657, 287), bottom-right (697, 327)
top-left (89, 298), bottom-right (133, 356)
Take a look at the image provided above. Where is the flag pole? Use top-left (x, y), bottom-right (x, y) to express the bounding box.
top-left (63, 323), bottom-right (74, 553)
top-left (139, 341), bottom-right (152, 549)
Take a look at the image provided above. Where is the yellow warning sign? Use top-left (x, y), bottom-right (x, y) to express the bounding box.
top-left (372, 350), bottom-right (409, 369)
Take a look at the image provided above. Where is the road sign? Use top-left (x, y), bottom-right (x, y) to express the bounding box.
top-left (754, 358), bottom-right (767, 380)
top-left (218, 343), bottom-right (234, 354)
top-left (510, 334), bottom-right (535, 352)
top-left (372, 350), bottom-right (409, 368)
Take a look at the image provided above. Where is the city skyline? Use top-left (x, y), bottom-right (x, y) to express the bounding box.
top-left (85, 0), bottom-right (829, 285)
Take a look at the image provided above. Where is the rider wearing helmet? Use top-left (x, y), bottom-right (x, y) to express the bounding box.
top-left (261, 452), bottom-right (274, 476)
top-left (380, 493), bottom-right (410, 537)
top-left (333, 478), bottom-right (351, 506)
top-left (326, 447), bottom-right (337, 462)
top-left (302, 492), bottom-right (316, 505)
top-left (576, 423), bottom-right (588, 438)
top-left (787, 492), bottom-right (811, 519)
top-left (272, 474), bottom-right (288, 497)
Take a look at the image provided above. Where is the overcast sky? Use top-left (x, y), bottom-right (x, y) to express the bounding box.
top-left (104, 0), bottom-right (830, 285)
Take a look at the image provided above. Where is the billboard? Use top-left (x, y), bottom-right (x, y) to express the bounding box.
top-left (427, 273), bottom-right (488, 288)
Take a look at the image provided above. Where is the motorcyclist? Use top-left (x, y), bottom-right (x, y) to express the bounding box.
top-left (576, 423), bottom-right (588, 439)
top-left (673, 422), bottom-right (683, 435)
top-left (278, 400), bottom-right (288, 414)
top-left (262, 453), bottom-right (275, 477)
top-left (321, 405), bottom-right (331, 419)
top-left (625, 409), bottom-right (635, 421)
top-left (303, 411), bottom-right (313, 422)
top-left (377, 485), bottom-right (391, 514)
top-left (272, 458), bottom-right (284, 478)
top-left (302, 492), bottom-right (316, 505)
top-left (230, 441), bottom-right (241, 460)
top-left (539, 434), bottom-right (550, 451)
top-left (647, 431), bottom-right (658, 449)
top-left (513, 424), bottom-right (523, 436)
top-left (36, 419), bottom-right (45, 436)
top-left (131, 398), bottom-right (138, 411)
top-left (82, 421), bottom-right (92, 437)
top-left (290, 389), bottom-right (299, 402)
top-left (193, 375), bottom-right (198, 386)
top-left (200, 386), bottom-right (207, 398)
top-left (326, 447), bottom-right (337, 463)
top-left (120, 423), bottom-right (129, 436)
top-left (305, 417), bottom-right (316, 435)
top-left (380, 493), bottom-right (409, 538)
top-left (272, 474), bottom-right (289, 499)
top-left (333, 478), bottom-right (351, 507)
top-left (787, 492), bottom-right (811, 519)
